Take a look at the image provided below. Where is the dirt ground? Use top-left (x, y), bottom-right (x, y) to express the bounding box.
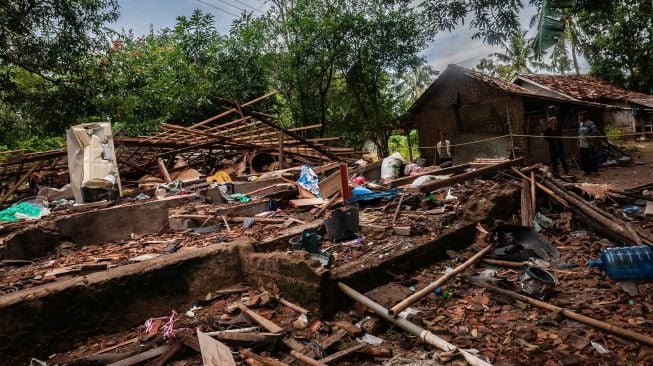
top-left (574, 140), bottom-right (653, 189)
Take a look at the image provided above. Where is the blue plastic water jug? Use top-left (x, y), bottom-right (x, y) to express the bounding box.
top-left (588, 246), bottom-right (653, 281)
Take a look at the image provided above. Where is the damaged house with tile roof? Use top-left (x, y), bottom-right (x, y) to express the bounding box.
top-left (514, 74), bottom-right (653, 134)
top-left (401, 64), bottom-right (612, 164)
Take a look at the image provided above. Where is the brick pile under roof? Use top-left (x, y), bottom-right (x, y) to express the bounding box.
top-left (518, 74), bottom-right (653, 108)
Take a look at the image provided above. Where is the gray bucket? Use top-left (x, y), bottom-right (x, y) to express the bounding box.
top-left (519, 266), bottom-right (556, 300)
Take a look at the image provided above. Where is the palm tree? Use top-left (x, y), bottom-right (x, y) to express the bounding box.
top-left (531, 1), bottom-right (582, 74)
top-left (481, 31), bottom-right (549, 80)
top-left (392, 57), bottom-right (439, 112)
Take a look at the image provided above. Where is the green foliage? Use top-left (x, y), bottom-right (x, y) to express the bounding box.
top-left (420, 0), bottom-right (523, 45)
top-left (577, 0), bottom-right (653, 93)
top-left (388, 130), bottom-right (420, 160)
top-left (0, 0), bottom-right (119, 79)
top-left (476, 31), bottom-right (549, 79)
top-left (605, 127), bottom-right (624, 144)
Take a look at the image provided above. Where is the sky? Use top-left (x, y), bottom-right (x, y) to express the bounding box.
top-left (113, 0), bottom-right (587, 73)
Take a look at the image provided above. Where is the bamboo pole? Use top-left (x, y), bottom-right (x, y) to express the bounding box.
top-left (388, 244), bottom-right (494, 317)
top-left (530, 171), bottom-right (536, 214)
top-left (338, 282), bottom-right (492, 366)
top-left (470, 279), bottom-right (653, 347)
top-left (276, 296), bottom-right (310, 315)
top-left (290, 351), bottom-right (327, 366)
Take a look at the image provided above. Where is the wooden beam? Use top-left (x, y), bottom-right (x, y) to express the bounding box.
top-left (237, 303), bottom-right (285, 334)
top-left (248, 111), bottom-right (341, 161)
top-left (0, 160), bottom-right (43, 205)
top-left (157, 158), bottom-right (172, 183)
top-left (386, 163), bottom-right (470, 188)
top-left (417, 158), bottom-right (524, 193)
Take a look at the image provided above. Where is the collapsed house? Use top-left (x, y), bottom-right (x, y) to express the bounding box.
top-left (401, 64), bottom-right (642, 164)
top-left (0, 92), bottom-right (652, 365)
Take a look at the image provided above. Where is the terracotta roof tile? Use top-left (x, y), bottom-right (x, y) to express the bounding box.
top-left (518, 74), bottom-right (653, 108)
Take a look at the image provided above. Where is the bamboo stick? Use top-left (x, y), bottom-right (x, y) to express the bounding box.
top-left (470, 279), bottom-right (653, 347)
top-left (276, 296), bottom-right (310, 315)
top-left (290, 350), bottom-right (327, 366)
top-left (388, 244), bottom-right (494, 316)
top-left (392, 193), bottom-right (405, 225)
top-left (338, 282), bottom-right (492, 366)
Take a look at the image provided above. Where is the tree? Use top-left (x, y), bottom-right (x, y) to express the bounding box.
top-left (420, 0), bottom-right (524, 45)
top-left (577, 0), bottom-right (652, 93)
top-left (392, 57), bottom-right (439, 113)
top-left (530, 1), bottom-right (582, 74)
top-left (476, 31), bottom-right (548, 79)
top-left (0, 0), bottom-right (119, 80)
top-left (96, 10), bottom-right (271, 135)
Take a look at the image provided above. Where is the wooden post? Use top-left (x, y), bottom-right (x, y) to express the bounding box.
top-left (339, 163), bottom-right (352, 201)
top-left (405, 129), bottom-right (413, 162)
top-left (521, 178), bottom-right (533, 227)
top-left (278, 131), bottom-right (285, 169)
top-left (157, 158), bottom-right (172, 183)
top-left (530, 171), bottom-right (537, 215)
top-left (506, 106), bottom-right (516, 158)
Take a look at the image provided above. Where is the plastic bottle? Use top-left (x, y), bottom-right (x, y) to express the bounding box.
top-left (588, 246), bottom-right (653, 281)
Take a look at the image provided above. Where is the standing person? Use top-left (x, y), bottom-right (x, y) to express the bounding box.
top-left (578, 111), bottom-right (599, 176)
top-left (544, 117), bottom-right (569, 175)
top-left (436, 132), bottom-right (452, 166)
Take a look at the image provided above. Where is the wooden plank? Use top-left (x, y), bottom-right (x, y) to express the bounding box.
top-left (289, 198), bottom-right (326, 207)
top-left (96, 337), bottom-right (139, 354)
top-left (214, 331), bottom-right (282, 344)
top-left (417, 158), bottom-right (524, 193)
top-left (144, 341), bottom-right (182, 366)
top-left (318, 170), bottom-right (342, 199)
top-left (288, 124), bottom-right (322, 132)
top-left (237, 303), bottom-right (285, 334)
top-left (318, 344), bottom-right (365, 364)
top-left (320, 329), bottom-right (348, 350)
top-left (386, 163), bottom-right (470, 188)
top-left (106, 345), bottom-right (170, 366)
top-left (198, 330), bottom-right (237, 366)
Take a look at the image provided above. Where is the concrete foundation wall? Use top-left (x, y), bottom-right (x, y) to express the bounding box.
top-left (0, 238), bottom-right (252, 365)
top-left (58, 195), bottom-right (195, 245)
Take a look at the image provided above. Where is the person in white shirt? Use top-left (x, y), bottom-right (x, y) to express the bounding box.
top-left (436, 132), bottom-right (452, 165)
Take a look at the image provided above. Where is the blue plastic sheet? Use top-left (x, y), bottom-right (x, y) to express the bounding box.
top-left (348, 187), bottom-right (402, 203)
top-left (297, 165), bottom-right (322, 198)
